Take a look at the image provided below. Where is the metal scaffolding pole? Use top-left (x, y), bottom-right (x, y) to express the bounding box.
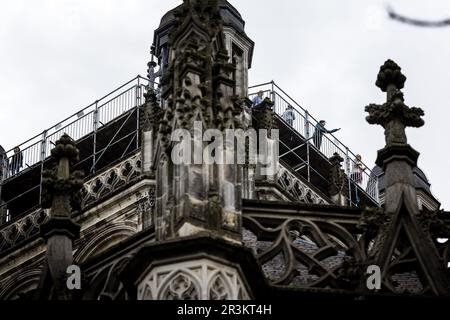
top-left (92, 101), bottom-right (99, 173)
top-left (305, 111), bottom-right (311, 182)
top-left (136, 79), bottom-right (141, 150)
top-left (38, 130), bottom-right (48, 205)
top-left (345, 147), bottom-right (352, 206)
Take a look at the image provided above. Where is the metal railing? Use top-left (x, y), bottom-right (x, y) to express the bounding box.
top-left (0, 76), bottom-right (379, 228)
top-left (1, 76), bottom-right (150, 181)
top-left (249, 81), bottom-right (380, 206)
top-left (0, 75), bottom-right (153, 225)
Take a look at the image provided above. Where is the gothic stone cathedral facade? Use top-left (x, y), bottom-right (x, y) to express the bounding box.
top-left (0, 0), bottom-right (449, 300)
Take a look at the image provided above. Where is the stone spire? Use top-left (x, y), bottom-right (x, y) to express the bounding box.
top-left (120, 1), bottom-right (256, 301)
top-left (39, 134), bottom-right (84, 300)
top-left (365, 60), bottom-right (425, 209)
top-left (366, 60), bottom-right (424, 146)
top-left (365, 60), bottom-right (449, 295)
top-left (153, 0), bottom-right (249, 243)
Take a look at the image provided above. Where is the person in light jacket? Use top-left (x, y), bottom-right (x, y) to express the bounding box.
top-left (282, 105), bottom-right (296, 126)
top-left (251, 91), bottom-right (264, 107)
top-left (351, 154), bottom-right (366, 185)
top-left (0, 145), bottom-right (6, 181)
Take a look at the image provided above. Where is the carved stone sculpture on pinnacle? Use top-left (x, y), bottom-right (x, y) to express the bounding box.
top-left (38, 134), bottom-right (84, 300)
top-left (41, 134), bottom-right (84, 219)
top-left (365, 59), bottom-right (424, 146)
top-left (364, 60), bottom-right (450, 296)
top-left (3, 0), bottom-right (450, 303)
top-left (153, 0), bottom-right (249, 243)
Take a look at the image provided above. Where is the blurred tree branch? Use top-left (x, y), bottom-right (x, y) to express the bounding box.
top-left (387, 6), bottom-right (450, 27)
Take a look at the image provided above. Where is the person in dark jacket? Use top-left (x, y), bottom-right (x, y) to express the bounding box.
top-left (312, 120), bottom-right (340, 149)
top-left (10, 147), bottom-right (23, 176)
top-left (0, 145), bottom-right (6, 181)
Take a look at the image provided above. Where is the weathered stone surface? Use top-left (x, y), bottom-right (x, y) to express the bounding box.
top-left (153, 0), bottom-right (249, 243)
top-left (375, 59), bottom-right (406, 92)
top-left (38, 134), bottom-right (84, 300)
top-left (328, 152), bottom-right (348, 205)
top-left (366, 60), bottom-right (424, 146)
top-left (365, 60), bottom-right (450, 296)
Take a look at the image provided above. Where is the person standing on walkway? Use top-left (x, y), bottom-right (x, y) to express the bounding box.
top-left (351, 154), bottom-right (365, 185)
top-left (0, 145), bottom-right (6, 181)
top-left (10, 147), bottom-right (23, 176)
top-left (251, 91), bottom-right (264, 107)
top-left (282, 105), bottom-right (296, 126)
top-left (312, 120), bottom-right (340, 149)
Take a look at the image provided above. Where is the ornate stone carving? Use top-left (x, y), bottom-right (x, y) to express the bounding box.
top-left (243, 214), bottom-right (362, 288)
top-left (253, 98), bottom-right (276, 134)
top-left (154, 0), bottom-right (244, 242)
top-left (209, 274), bottom-right (230, 300)
top-left (232, 97), bottom-right (253, 130)
top-left (365, 60), bottom-right (424, 146)
top-left (0, 153), bottom-right (143, 254)
top-left (358, 207), bottom-right (390, 238)
top-left (328, 153), bottom-right (348, 204)
top-left (136, 189), bottom-right (156, 229)
top-left (81, 153), bottom-right (142, 207)
top-left (137, 259), bottom-right (250, 300)
top-left (277, 165), bottom-right (328, 205)
top-left (0, 209), bottom-right (50, 252)
top-left (375, 59), bottom-right (406, 92)
top-left (41, 134), bottom-right (84, 213)
top-left (418, 209), bottom-right (450, 239)
top-left (161, 273), bottom-right (200, 300)
top-left (334, 257), bottom-right (368, 291)
top-left (364, 60), bottom-right (450, 295)
top-left (142, 89), bottom-right (163, 133)
top-left (39, 134), bottom-right (84, 300)
top-left (0, 267), bottom-right (42, 300)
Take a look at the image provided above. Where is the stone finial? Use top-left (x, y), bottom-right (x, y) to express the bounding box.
top-left (169, 0), bottom-right (222, 42)
top-left (253, 98), bottom-right (276, 135)
top-left (51, 134), bottom-right (80, 163)
top-left (365, 60), bottom-right (425, 146)
top-left (375, 59), bottom-right (406, 93)
top-left (329, 152), bottom-right (344, 166)
top-left (41, 134), bottom-right (84, 216)
top-left (362, 61), bottom-right (450, 295)
top-left (39, 134), bottom-right (83, 300)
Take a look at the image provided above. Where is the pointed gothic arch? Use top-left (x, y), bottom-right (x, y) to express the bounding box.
top-left (158, 269), bottom-right (202, 300)
top-left (0, 268), bottom-right (42, 300)
top-left (74, 221), bottom-right (138, 264)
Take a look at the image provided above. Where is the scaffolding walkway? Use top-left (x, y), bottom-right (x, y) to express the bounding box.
top-left (0, 76), bottom-right (151, 223)
top-left (0, 77), bottom-right (380, 227)
top-left (249, 81), bottom-right (380, 207)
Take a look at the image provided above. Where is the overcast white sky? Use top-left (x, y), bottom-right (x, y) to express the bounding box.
top-left (0, 0), bottom-right (449, 209)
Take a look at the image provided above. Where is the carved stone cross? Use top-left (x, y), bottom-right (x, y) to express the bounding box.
top-left (365, 59), bottom-right (424, 146)
top-left (363, 60), bottom-right (450, 295)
